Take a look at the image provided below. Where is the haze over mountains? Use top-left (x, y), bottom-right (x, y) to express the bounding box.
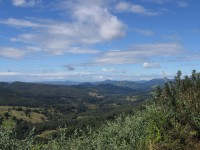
top-left (0, 78), bottom-right (165, 108)
top-left (39, 78), bottom-right (165, 87)
top-left (0, 76), bottom-right (161, 140)
top-left (0, 78), bottom-right (166, 97)
top-left (0, 79), bottom-right (165, 97)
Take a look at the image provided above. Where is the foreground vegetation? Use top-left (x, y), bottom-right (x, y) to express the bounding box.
top-left (0, 81), bottom-right (150, 140)
top-left (0, 70), bottom-right (200, 149)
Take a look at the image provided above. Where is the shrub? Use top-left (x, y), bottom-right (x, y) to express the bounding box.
top-left (0, 70), bottom-right (199, 150)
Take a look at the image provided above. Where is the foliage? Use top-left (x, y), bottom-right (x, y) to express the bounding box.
top-left (0, 127), bottom-right (36, 150)
top-left (0, 70), bottom-right (199, 149)
top-left (0, 80), bottom-right (148, 140)
top-left (151, 70), bottom-right (200, 149)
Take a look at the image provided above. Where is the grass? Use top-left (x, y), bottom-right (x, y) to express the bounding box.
top-left (37, 130), bottom-right (58, 139)
top-left (86, 104), bottom-right (98, 110)
top-left (0, 70), bottom-right (200, 150)
top-left (2, 120), bottom-right (15, 129)
top-left (0, 106), bottom-right (47, 128)
top-left (0, 105), bottom-right (168, 150)
top-left (125, 96), bottom-right (138, 101)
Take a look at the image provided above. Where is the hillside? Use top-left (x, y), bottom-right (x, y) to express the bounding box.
top-left (0, 80), bottom-right (153, 140)
top-left (0, 70), bottom-right (199, 149)
top-left (40, 78), bottom-right (166, 90)
top-left (0, 80), bottom-right (160, 107)
top-left (98, 79), bottom-right (165, 89)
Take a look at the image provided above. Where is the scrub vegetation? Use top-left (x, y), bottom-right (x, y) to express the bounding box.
top-left (0, 70), bottom-right (200, 149)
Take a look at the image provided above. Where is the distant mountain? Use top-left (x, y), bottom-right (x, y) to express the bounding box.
top-left (91, 79), bottom-right (166, 90)
top-left (134, 80), bottom-right (147, 84)
top-left (35, 78), bottom-right (166, 88)
top-left (0, 81), bottom-right (89, 97)
top-left (79, 82), bottom-right (94, 87)
top-left (0, 81), bottom-right (136, 97)
top-left (100, 80), bottom-right (141, 89)
top-left (93, 83), bottom-right (135, 95)
top-left (0, 82), bottom-right (10, 87)
top-left (39, 81), bottom-right (82, 85)
top-left (142, 79), bottom-right (166, 87)
top-left (19, 78), bottom-right (167, 93)
top-left (0, 79), bottom-right (166, 97)
top-left (0, 79), bottom-right (167, 108)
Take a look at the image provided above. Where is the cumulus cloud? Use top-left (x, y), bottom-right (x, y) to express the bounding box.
top-left (1, 0), bottom-right (125, 58)
top-left (60, 0), bottom-right (125, 41)
top-left (94, 43), bottom-right (183, 65)
top-left (12, 0), bottom-right (38, 7)
top-left (115, 1), bottom-right (159, 16)
top-left (143, 62), bottom-right (161, 68)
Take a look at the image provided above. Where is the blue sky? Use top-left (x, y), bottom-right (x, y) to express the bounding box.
top-left (0, 0), bottom-right (200, 82)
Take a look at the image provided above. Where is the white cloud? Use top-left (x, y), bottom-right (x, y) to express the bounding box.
top-left (26, 71), bottom-right (93, 81)
top-left (141, 0), bottom-right (172, 4)
top-left (1, 0), bottom-right (125, 58)
top-left (0, 18), bottom-right (42, 28)
top-left (12, 0), bottom-right (26, 6)
top-left (0, 69), bottom-right (175, 82)
top-left (141, 0), bottom-right (189, 8)
top-left (102, 68), bottom-right (115, 72)
top-left (115, 1), bottom-right (129, 10)
top-left (12, 0), bottom-right (38, 7)
top-left (0, 46), bottom-right (43, 59)
top-left (0, 71), bottom-right (21, 76)
top-left (102, 68), bottom-right (127, 73)
top-left (176, 1), bottom-right (188, 8)
top-left (0, 70), bottom-right (94, 81)
top-left (94, 43), bottom-right (183, 65)
top-left (133, 28), bottom-right (155, 36)
top-left (143, 62), bottom-right (161, 68)
top-left (0, 47), bottom-right (26, 59)
top-left (64, 0), bottom-right (125, 41)
top-left (115, 1), bottom-right (159, 16)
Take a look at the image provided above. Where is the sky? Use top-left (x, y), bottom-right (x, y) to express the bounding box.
top-left (0, 0), bottom-right (200, 82)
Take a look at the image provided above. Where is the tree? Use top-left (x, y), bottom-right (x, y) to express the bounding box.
top-left (4, 112), bottom-right (10, 119)
top-left (24, 109), bottom-right (31, 117)
top-left (0, 117), bottom-right (3, 126)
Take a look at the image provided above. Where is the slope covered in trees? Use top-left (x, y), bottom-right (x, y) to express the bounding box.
top-left (0, 80), bottom-right (151, 141)
top-left (0, 70), bottom-right (200, 149)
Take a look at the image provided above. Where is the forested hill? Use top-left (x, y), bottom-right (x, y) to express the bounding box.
top-left (40, 78), bottom-right (166, 89)
top-left (0, 78), bottom-right (164, 142)
top-left (0, 71), bottom-right (199, 149)
top-left (0, 79), bottom-right (166, 108)
top-left (0, 79), bottom-right (165, 97)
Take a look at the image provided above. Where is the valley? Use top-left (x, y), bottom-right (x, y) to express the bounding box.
top-left (0, 79), bottom-right (162, 140)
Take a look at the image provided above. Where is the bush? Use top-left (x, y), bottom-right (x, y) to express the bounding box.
top-left (0, 127), bottom-right (37, 150)
top-left (152, 70), bottom-right (200, 149)
top-left (0, 70), bottom-right (199, 150)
